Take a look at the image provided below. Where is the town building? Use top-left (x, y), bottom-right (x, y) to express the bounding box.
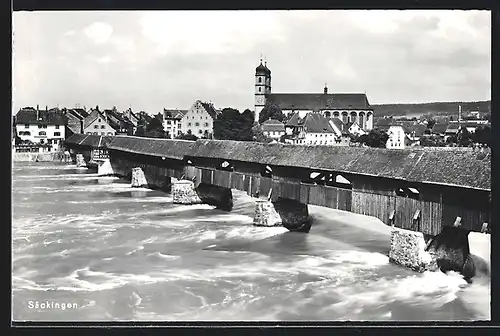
top-left (254, 59), bottom-right (374, 130)
top-left (83, 108), bottom-right (116, 136)
top-left (14, 106), bottom-right (66, 151)
top-left (63, 108), bottom-right (89, 137)
top-left (123, 108), bottom-right (139, 127)
top-left (345, 121), bottom-right (366, 137)
top-left (284, 113), bottom-right (340, 146)
top-left (386, 125), bottom-right (410, 149)
top-left (163, 109), bottom-right (187, 139)
top-left (163, 100), bottom-right (218, 139)
top-left (328, 118), bottom-right (352, 146)
top-left (261, 119), bottom-right (285, 140)
top-left (103, 108), bottom-right (136, 135)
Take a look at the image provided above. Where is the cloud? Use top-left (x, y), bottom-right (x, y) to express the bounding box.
top-left (84, 21), bottom-right (114, 44)
top-left (11, 10), bottom-right (491, 114)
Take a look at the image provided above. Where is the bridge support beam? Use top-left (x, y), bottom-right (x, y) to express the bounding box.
top-left (389, 226), bottom-right (476, 280)
top-left (97, 159), bottom-right (115, 177)
top-left (131, 167), bottom-right (148, 188)
top-left (271, 198), bottom-right (312, 233)
top-left (253, 200), bottom-right (282, 227)
top-left (76, 153), bottom-right (86, 168)
top-left (172, 180), bottom-right (203, 204)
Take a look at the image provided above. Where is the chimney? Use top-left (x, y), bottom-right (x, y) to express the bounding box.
top-left (324, 84), bottom-right (328, 94)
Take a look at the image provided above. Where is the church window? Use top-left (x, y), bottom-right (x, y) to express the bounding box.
top-left (259, 77), bottom-right (262, 83)
top-left (259, 87), bottom-right (261, 92)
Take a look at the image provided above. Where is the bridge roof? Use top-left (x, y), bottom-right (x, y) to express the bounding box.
top-left (106, 135), bottom-right (195, 161)
top-left (64, 134), bottom-right (113, 148)
top-left (188, 140), bottom-right (491, 191)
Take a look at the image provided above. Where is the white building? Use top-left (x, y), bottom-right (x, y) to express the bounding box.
top-left (386, 125), bottom-right (408, 149)
top-left (83, 109), bottom-right (116, 136)
top-left (163, 109), bottom-right (187, 139)
top-left (15, 106), bottom-right (66, 151)
top-left (261, 119), bottom-right (285, 140)
top-left (285, 113), bottom-right (339, 146)
top-left (163, 100), bottom-right (218, 139)
top-left (254, 59), bottom-right (374, 130)
top-left (346, 121), bottom-right (366, 137)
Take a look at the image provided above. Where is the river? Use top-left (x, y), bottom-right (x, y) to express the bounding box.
top-left (12, 162), bottom-right (490, 321)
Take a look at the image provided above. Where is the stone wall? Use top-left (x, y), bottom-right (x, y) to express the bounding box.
top-left (172, 180), bottom-right (202, 204)
top-left (389, 227), bottom-right (432, 272)
top-left (13, 151), bottom-right (67, 162)
top-left (254, 200), bottom-right (282, 227)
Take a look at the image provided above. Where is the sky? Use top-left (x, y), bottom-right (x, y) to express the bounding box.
top-left (12, 10), bottom-right (490, 115)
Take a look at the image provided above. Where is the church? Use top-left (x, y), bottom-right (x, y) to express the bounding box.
top-left (254, 59), bottom-right (374, 131)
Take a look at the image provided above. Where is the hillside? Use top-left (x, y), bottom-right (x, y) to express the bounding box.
top-left (371, 101), bottom-right (491, 117)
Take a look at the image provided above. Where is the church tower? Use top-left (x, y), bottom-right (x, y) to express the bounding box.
top-left (254, 58), bottom-right (271, 123)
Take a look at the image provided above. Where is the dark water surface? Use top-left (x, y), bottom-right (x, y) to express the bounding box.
top-left (12, 162), bottom-right (490, 321)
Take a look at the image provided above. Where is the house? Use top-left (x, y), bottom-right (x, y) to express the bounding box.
top-left (328, 118), bottom-right (351, 146)
top-left (103, 108), bottom-right (136, 135)
top-left (63, 108), bottom-right (88, 137)
top-left (261, 119), bottom-right (285, 140)
top-left (374, 117), bottom-right (395, 132)
top-left (254, 60), bottom-right (374, 130)
top-left (83, 108), bottom-right (116, 136)
top-left (123, 108), bottom-right (139, 127)
top-left (285, 113), bottom-right (339, 146)
top-left (345, 121), bottom-right (366, 137)
top-left (180, 100), bottom-right (218, 138)
top-left (163, 109), bottom-right (188, 139)
top-left (430, 122), bottom-right (449, 138)
top-left (14, 105), bottom-right (66, 151)
top-left (386, 125), bottom-right (410, 149)
top-left (405, 124), bottom-right (427, 142)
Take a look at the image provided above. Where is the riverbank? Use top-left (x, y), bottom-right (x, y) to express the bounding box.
top-left (13, 151), bottom-right (69, 162)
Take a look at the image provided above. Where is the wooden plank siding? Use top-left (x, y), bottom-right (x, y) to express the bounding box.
top-left (441, 186), bottom-right (490, 232)
top-left (351, 191), bottom-right (396, 226)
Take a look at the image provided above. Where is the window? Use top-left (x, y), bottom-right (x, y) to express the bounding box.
top-left (198, 129), bottom-right (203, 134)
top-left (204, 122), bottom-right (209, 127)
top-left (167, 120), bottom-right (171, 125)
top-left (178, 130), bottom-right (182, 135)
top-left (195, 122), bottom-right (200, 127)
top-left (54, 132), bottom-right (61, 136)
top-left (101, 125), bottom-right (105, 129)
top-left (39, 131), bottom-right (46, 136)
top-left (259, 87), bottom-right (261, 92)
top-left (259, 77), bottom-right (262, 83)
top-left (98, 119), bottom-right (101, 122)
top-left (94, 125), bottom-right (99, 129)
top-left (38, 125), bottom-right (42, 128)
top-left (188, 122), bottom-right (192, 126)
top-left (43, 125), bottom-right (47, 129)
top-left (25, 125), bottom-right (29, 128)
top-left (40, 139), bottom-right (44, 144)
top-left (55, 125), bottom-right (59, 129)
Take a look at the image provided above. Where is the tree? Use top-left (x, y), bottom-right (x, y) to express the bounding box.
top-left (144, 114), bottom-right (165, 138)
top-left (358, 129), bottom-right (389, 148)
top-left (421, 135), bottom-right (445, 147)
top-left (252, 125), bottom-right (273, 143)
top-left (427, 119), bottom-right (436, 129)
top-left (213, 108), bottom-right (254, 141)
top-left (258, 102), bottom-right (286, 124)
top-left (457, 127), bottom-right (472, 147)
top-left (176, 133), bottom-right (198, 141)
top-left (473, 125), bottom-right (491, 147)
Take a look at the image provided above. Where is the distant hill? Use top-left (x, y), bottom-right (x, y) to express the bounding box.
top-left (371, 101), bottom-right (491, 117)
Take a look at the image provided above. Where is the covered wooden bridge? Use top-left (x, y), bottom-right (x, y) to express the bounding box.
top-left (64, 134), bottom-right (491, 236)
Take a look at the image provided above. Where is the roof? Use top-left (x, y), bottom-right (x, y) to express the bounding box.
top-left (200, 102), bottom-right (218, 120)
top-left (103, 109), bottom-right (135, 131)
top-left (266, 93), bottom-right (371, 111)
top-left (329, 118), bottom-right (350, 135)
top-left (431, 123), bottom-right (449, 134)
top-left (375, 118), bottom-right (395, 127)
top-left (164, 109), bottom-right (188, 120)
top-left (303, 113), bottom-right (335, 133)
top-left (261, 119), bottom-right (285, 132)
top-left (255, 62), bottom-right (269, 74)
top-left (74, 108), bottom-right (89, 118)
top-left (106, 135), bottom-right (195, 161)
top-left (405, 124), bottom-right (427, 137)
top-left (186, 140), bottom-right (491, 191)
top-left (15, 108), bottom-right (66, 126)
top-left (285, 112), bottom-right (303, 127)
top-left (83, 110), bottom-right (108, 129)
top-left (64, 134), bottom-right (112, 149)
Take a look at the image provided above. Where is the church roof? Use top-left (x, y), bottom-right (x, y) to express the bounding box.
top-left (256, 62), bottom-right (268, 74)
top-left (266, 93), bottom-right (371, 111)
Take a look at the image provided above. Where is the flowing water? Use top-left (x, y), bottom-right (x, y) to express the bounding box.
top-left (12, 162), bottom-right (491, 321)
